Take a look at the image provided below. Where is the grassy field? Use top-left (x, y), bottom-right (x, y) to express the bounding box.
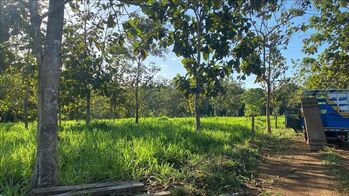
top-left (0, 116), bottom-right (289, 195)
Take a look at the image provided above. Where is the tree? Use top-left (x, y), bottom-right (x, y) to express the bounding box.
top-left (133, 0), bottom-right (264, 131)
top-left (22, 50), bottom-right (36, 129)
top-left (242, 88), bottom-right (264, 143)
top-left (0, 0), bottom-right (27, 72)
top-left (62, 0), bottom-right (132, 125)
top-left (28, 0), bottom-right (135, 188)
top-left (242, 88), bottom-right (265, 117)
top-left (273, 79), bottom-right (301, 113)
top-left (211, 78), bottom-right (244, 116)
top-left (101, 45), bottom-right (130, 119)
top-left (62, 27), bottom-right (104, 126)
top-left (28, 0), bottom-right (65, 188)
top-left (141, 80), bottom-right (191, 117)
top-left (248, 0), bottom-right (308, 133)
top-left (123, 16), bottom-right (165, 123)
top-left (302, 0), bottom-right (349, 89)
top-left (0, 64), bottom-right (36, 123)
top-left (132, 63), bottom-right (160, 123)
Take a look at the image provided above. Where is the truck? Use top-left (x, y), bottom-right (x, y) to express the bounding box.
top-left (286, 89), bottom-right (349, 149)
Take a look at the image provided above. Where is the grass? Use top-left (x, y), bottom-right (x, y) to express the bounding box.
top-left (0, 116), bottom-right (288, 195)
top-left (322, 147), bottom-right (349, 194)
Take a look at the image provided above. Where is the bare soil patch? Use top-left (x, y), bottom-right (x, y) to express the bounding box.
top-left (256, 136), bottom-right (349, 196)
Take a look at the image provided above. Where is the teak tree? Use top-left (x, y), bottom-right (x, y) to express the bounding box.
top-left (242, 88), bottom-right (264, 143)
top-left (248, 0), bottom-right (307, 133)
top-left (211, 78), bottom-right (244, 117)
top-left (28, 0), bottom-right (65, 188)
top-left (123, 16), bottom-right (164, 123)
top-left (130, 0), bottom-right (265, 131)
top-left (302, 0), bottom-right (349, 89)
top-left (0, 0), bottom-right (27, 73)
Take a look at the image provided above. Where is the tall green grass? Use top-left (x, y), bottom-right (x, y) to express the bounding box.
top-left (0, 116), bottom-right (287, 195)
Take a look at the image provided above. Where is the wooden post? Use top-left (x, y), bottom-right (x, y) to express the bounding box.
top-left (250, 114), bottom-right (255, 143)
top-left (274, 109), bottom-right (278, 129)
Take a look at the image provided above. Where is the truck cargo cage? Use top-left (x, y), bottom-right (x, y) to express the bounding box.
top-left (286, 89), bottom-right (349, 148)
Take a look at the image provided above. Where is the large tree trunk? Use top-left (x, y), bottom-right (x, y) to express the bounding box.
top-left (86, 91), bottom-right (91, 126)
top-left (30, 0), bottom-right (64, 188)
top-left (24, 78), bottom-right (29, 129)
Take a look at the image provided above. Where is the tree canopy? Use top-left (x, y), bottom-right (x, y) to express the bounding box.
top-left (302, 0), bottom-right (349, 89)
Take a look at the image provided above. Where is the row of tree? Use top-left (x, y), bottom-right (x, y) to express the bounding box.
top-left (0, 0), bottom-right (347, 189)
top-left (0, 68), bottom-right (300, 124)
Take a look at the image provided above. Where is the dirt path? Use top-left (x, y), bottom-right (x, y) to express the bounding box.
top-left (256, 136), bottom-right (348, 196)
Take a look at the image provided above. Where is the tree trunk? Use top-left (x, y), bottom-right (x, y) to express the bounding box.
top-left (109, 98), bottom-right (114, 119)
top-left (194, 11), bottom-right (203, 132)
top-left (274, 109), bottom-right (278, 129)
top-left (75, 105), bottom-right (79, 122)
top-left (135, 90), bottom-right (139, 124)
top-left (58, 100), bottom-right (62, 127)
top-left (29, 0), bottom-right (44, 188)
top-left (266, 81), bottom-right (272, 134)
top-left (30, 0), bottom-right (64, 188)
top-left (194, 93), bottom-right (201, 132)
top-left (263, 36), bottom-right (272, 134)
top-left (24, 78), bottom-right (29, 129)
top-left (135, 60), bottom-right (141, 124)
top-left (86, 91), bottom-right (91, 126)
top-left (250, 114), bottom-right (255, 143)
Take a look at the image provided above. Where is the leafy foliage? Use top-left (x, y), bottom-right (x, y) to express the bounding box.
top-left (302, 0), bottom-right (349, 89)
top-left (128, 0), bottom-right (266, 130)
top-left (211, 78), bottom-right (245, 116)
top-left (242, 88), bottom-right (265, 116)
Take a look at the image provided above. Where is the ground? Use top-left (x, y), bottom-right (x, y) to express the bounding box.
top-left (255, 134), bottom-right (349, 196)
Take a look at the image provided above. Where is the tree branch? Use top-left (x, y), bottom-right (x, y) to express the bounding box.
top-left (40, 0), bottom-right (73, 20)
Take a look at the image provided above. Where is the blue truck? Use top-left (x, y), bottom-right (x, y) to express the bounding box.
top-left (286, 90), bottom-right (349, 146)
